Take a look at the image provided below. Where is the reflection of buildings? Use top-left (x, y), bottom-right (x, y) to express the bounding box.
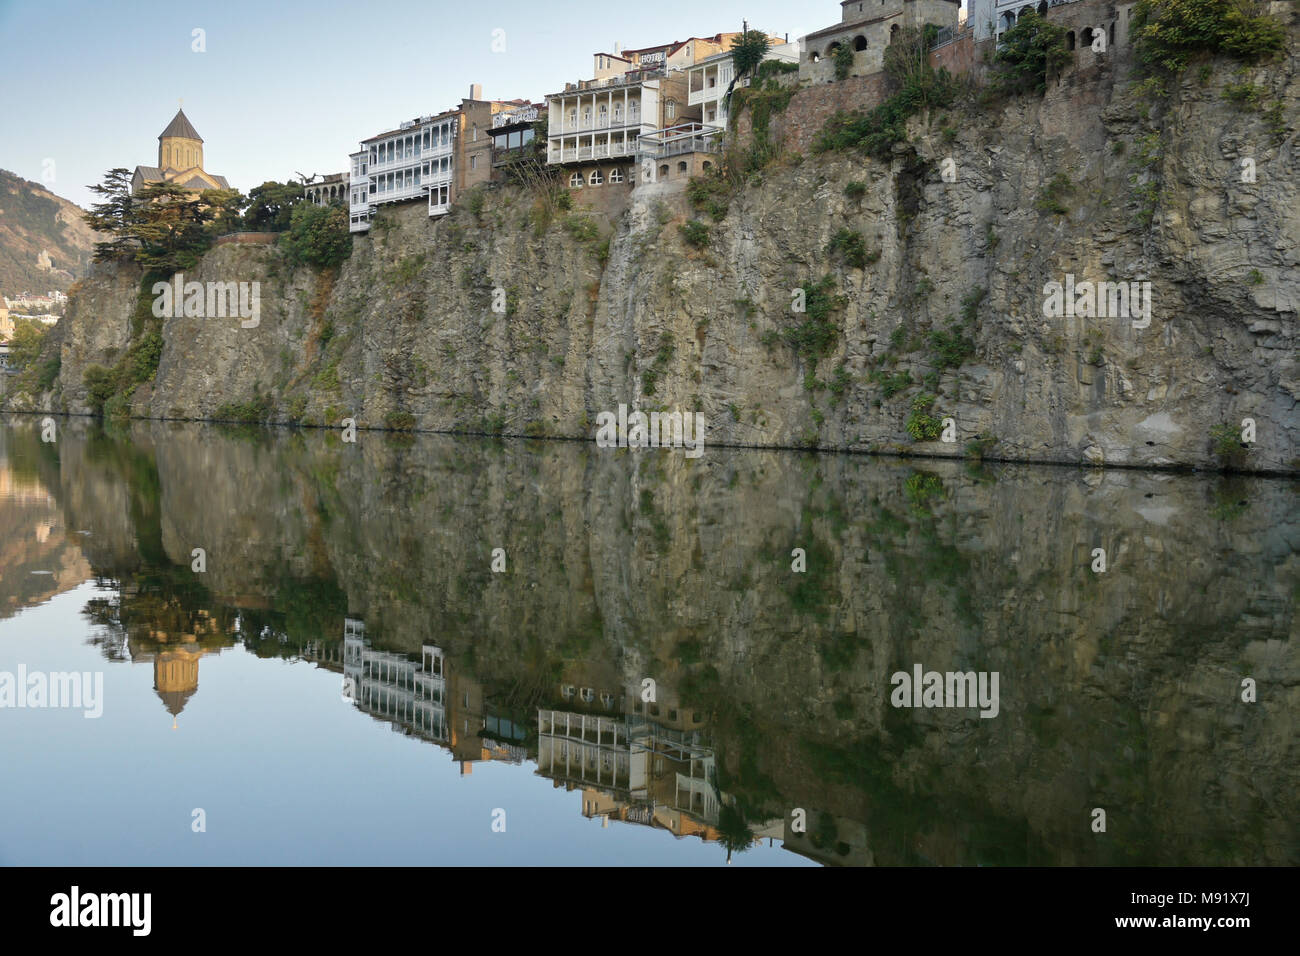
top-left (537, 705), bottom-right (782, 848)
top-left (340, 619), bottom-right (527, 773)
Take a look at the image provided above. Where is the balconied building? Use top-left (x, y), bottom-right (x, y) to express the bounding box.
top-left (343, 619), bottom-right (448, 741)
top-left (547, 36), bottom-right (753, 191)
top-left (347, 87), bottom-right (524, 233)
top-left (304, 171), bottom-right (349, 206)
top-left (800, 0), bottom-right (961, 82)
top-left (686, 36), bottom-right (798, 128)
top-left (347, 110), bottom-right (458, 233)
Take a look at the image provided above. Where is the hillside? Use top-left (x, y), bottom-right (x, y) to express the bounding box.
top-left (0, 169), bottom-right (100, 296)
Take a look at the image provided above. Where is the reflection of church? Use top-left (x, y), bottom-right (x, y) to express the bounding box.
top-left (123, 607), bottom-right (227, 724)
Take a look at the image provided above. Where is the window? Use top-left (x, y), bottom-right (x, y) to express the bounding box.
top-left (609, 167), bottom-right (623, 183)
top-left (569, 172), bottom-right (583, 187)
top-left (589, 169), bottom-right (603, 185)
top-left (666, 99), bottom-right (676, 120)
top-left (658, 164), bottom-right (668, 178)
top-left (598, 104), bottom-right (608, 125)
top-left (470, 155), bottom-right (477, 170)
top-left (677, 161), bottom-right (687, 173)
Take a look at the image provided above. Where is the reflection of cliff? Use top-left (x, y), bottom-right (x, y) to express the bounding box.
top-left (0, 439), bottom-right (92, 618)
top-left (27, 419), bottom-right (1300, 865)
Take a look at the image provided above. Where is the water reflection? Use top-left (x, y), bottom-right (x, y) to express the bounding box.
top-left (0, 415), bottom-right (1295, 866)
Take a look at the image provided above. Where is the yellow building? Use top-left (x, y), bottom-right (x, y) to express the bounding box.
top-left (131, 109), bottom-right (231, 196)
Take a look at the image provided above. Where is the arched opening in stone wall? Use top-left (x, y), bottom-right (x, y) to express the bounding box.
top-left (853, 35), bottom-right (867, 52)
top-left (1067, 30), bottom-right (1076, 50)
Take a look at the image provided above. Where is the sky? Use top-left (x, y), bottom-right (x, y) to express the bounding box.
top-left (0, 0), bottom-right (968, 210)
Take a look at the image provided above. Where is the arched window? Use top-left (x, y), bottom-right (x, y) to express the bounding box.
top-left (1109, 22), bottom-right (1115, 44)
top-left (569, 172), bottom-right (583, 187)
top-left (666, 99), bottom-right (676, 120)
top-left (613, 102), bottom-right (623, 124)
top-left (854, 35), bottom-right (867, 52)
top-left (598, 103), bottom-right (608, 126)
top-left (609, 167), bottom-right (624, 183)
top-left (701, 161), bottom-right (711, 172)
top-left (1067, 31), bottom-right (1075, 50)
top-left (677, 161), bottom-right (687, 174)
top-left (569, 108), bottom-right (577, 129)
top-left (582, 106), bottom-right (592, 127)
top-left (810, 51), bottom-right (820, 63)
top-left (658, 164), bottom-right (669, 178)
top-left (589, 169), bottom-right (604, 185)
top-left (1037, 1), bottom-right (1046, 14)
top-left (890, 24), bottom-right (900, 43)
top-left (1080, 27), bottom-right (1094, 47)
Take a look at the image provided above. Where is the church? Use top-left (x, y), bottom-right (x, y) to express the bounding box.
top-left (131, 108), bottom-right (231, 196)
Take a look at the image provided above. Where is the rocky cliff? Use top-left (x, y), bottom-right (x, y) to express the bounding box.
top-left (10, 30), bottom-right (1299, 472)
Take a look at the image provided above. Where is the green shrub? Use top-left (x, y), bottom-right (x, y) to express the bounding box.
top-left (1036, 173), bottom-right (1074, 215)
top-left (905, 393), bottom-right (943, 441)
top-left (928, 324), bottom-right (975, 369)
top-left (832, 43), bottom-right (855, 80)
top-left (384, 410), bottom-right (416, 430)
top-left (83, 365), bottom-right (117, 413)
top-left (563, 214), bottom-right (599, 242)
top-left (871, 368), bottom-right (913, 398)
top-left (781, 276), bottom-right (845, 370)
top-left (281, 202), bottom-right (352, 269)
top-left (826, 229), bottom-right (876, 269)
top-left (1210, 422), bottom-right (1250, 467)
top-left (686, 173), bottom-right (732, 221)
top-left (992, 10), bottom-right (1070, 95)
top-left (678, 219), bottom-right (710, 248)
top-left (844, 180), bottom-right (868, 199)
top-left (214, 393), bottom-right (272, 424)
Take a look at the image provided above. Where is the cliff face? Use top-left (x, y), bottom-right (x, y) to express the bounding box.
top-left (13, 35), bottom-right (1299, 472)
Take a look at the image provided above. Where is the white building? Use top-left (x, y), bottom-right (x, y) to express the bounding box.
top-left (347, 111), bottom-right (458, 233)
top-left (545, 68), bottom-right (662, 176)
top-left (686, 39), bottom-right (800, 128)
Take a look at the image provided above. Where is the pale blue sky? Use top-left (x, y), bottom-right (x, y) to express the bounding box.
top-left (0, 0), bottom-right (967, 209)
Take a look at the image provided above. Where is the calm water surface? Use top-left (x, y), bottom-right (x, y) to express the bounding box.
top-left (0, 416), bottom-right (1295, 866)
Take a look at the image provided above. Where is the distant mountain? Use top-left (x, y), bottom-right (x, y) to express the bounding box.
top-left (0, 169), bottom-right (102, 297)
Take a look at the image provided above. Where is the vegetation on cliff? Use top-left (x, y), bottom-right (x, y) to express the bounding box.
top-left (1132, 0), bottom-right (1287, 73)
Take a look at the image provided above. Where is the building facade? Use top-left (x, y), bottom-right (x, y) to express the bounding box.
top-left (347, 89), bottom-right (526, 233)
top-left (304, 172), bottom-right (349, 205)
top-left (347, 110), bottom-right (458, 233)
top-left (799, 0), bottom-right (961, 82)
top-left (489, 102), bottom-right (546, 179)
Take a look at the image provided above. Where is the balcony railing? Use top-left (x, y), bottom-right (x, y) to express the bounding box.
top-left (636, 123), bottom-right (724, 160)
top-left (546, 140), bottom-right (637, 163)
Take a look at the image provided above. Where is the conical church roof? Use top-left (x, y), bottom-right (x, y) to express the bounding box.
top-left (159, 108), bottom-right (203, 143)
